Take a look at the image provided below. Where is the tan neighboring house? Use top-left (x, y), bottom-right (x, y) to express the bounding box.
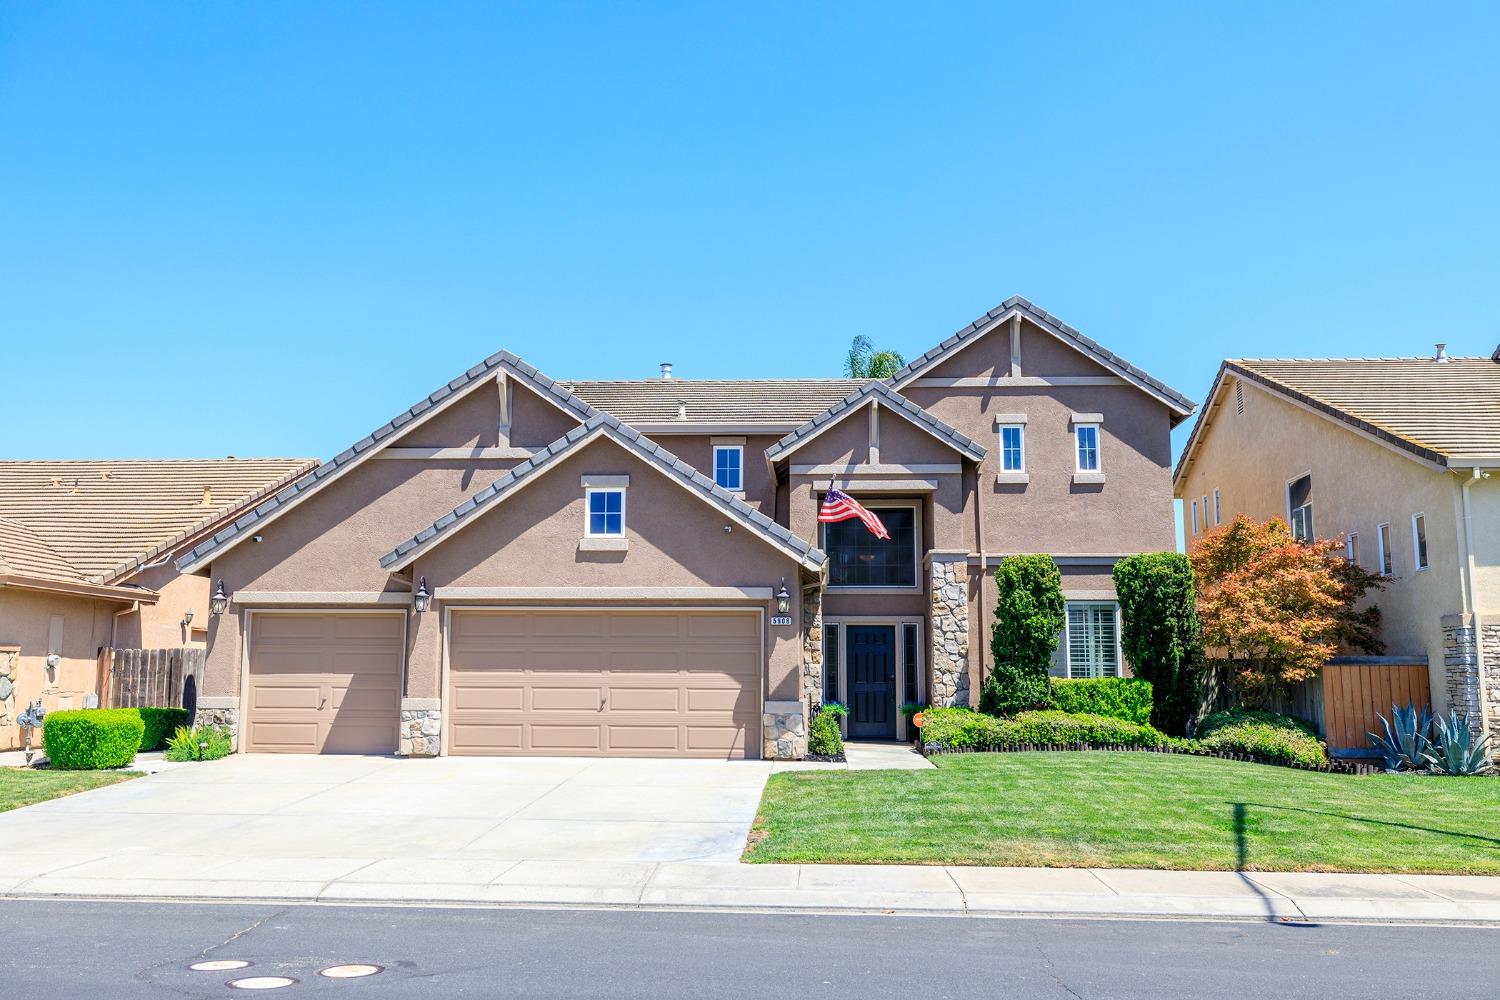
top-left (0, 459), bottom-right (317, 748)
top-left (1173, 349), bottom-right (1500, 743)
top-left (175, 296), bottom-right (1194, 759)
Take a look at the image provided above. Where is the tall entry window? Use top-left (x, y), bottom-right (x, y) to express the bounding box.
top-left (823, 505), bottom-right (917, 588)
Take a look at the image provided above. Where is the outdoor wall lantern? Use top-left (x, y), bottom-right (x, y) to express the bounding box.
top-left (413, 577), bottom-right (431, 614)
top-left (209, 580), bottom-right (229, 616)
top-left (181, 609), bottom-right (194, 628)
top-left (775, 579), bottom-right (791, 615)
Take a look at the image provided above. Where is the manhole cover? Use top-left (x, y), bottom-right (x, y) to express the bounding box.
top-left (189, 960), bottom-right (250, 972)
top-left (227, 976), bottom-right (297, 990)
top-left (319, 964), bottom-right (383, 979)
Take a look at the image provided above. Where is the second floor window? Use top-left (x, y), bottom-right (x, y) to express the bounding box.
top-left (823, 505), bottom-right (917, 588)
top-left (1288, 474), bottom-right (1313, 542)
top-left (1213, 488), bottom-right (1222, 525)
top-left (1075, 425), bottom-right (1100, 472)
top-left (1378, 522), bottom-right (1393, 575)
top-left (713, 445), bottom-right (743, 491)
top-left (1412, 514), bottom-right (1428, 570)
top-left (1346, 532), bottom-right (1359, 565)
top-left (999, 425), bottom-right (1024, 472)
top-left (586, 488), bottom-right (624, 536)
top-left (1191, 499), bottom-right (1200, 534)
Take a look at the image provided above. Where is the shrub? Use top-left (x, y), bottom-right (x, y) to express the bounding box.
top-left (921, 707), bottom-right (1169, 751)
top-left (980, 555), bottom-right (1065, 716)
top-left (43, 708), bottom-right (145, 770)
top-left (1195, 708), bottom-right (1327, 767)
top-left (807, 711), bottom-right (844, 757)
top-left (1050, 677), bottom-right (1153, 725)
top-left (1112, 552), bottom-right (1203, 735)
top-left (136, 707), bottom-right (191, 752)
top-left (164, 724), bottom-right (235, 762)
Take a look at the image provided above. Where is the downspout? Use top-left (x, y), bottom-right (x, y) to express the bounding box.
top-left (1459, 468), bottom-right (1491, 732)
top-left (110, 600), bottom-right (139, 649)
top-left (974, 460), bottom-right (986, 696)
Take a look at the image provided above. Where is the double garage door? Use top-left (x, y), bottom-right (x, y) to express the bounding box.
top-left (243, 609), bottom-right (761, 758)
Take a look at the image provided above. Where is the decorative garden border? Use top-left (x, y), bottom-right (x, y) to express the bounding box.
top-left (920, 740), bottom-right (1380, 776)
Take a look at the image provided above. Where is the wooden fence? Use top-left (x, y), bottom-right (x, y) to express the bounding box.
top-left (1198, 656), bottom-right (1431, 756)
top-left (102, 647), bottom-right (204, 710)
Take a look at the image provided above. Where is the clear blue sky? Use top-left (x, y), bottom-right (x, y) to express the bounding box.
top-left (3, 2), bottom-right (1497, 463)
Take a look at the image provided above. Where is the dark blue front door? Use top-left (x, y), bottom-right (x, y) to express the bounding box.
top-left (847, 625), bottom-right (896, 739)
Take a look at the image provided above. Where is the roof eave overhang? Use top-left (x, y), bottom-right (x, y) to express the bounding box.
top-left (0, 574), bottom-right (161, 604)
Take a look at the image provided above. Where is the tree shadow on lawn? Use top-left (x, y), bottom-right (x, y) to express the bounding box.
top-left (1233, 803), bottom-right (1319, 928)
top-left (1233, 801), bottom-right (1500, 850)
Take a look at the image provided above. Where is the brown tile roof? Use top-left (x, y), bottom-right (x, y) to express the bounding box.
top-left (1227, 357), bottom-right (1500, 463)
top-left (0, 516), bottom-right (85, 583)
top-left (0, 459), bottom-right (317, 584)
top-left (561, 379), bottom-right (868, 426)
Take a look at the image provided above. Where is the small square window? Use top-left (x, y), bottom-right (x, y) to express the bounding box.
top-left (999, 425), bottom-right (1025, 472)
top-left (713, 446), bottom-right (743, 491)
top-left (1075, 425), bottom-right (1100, 472)
top-left (586, 488), bottom-right (624, 537)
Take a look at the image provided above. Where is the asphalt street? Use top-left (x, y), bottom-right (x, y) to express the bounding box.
top-left (1, 899), bottom-right (1495, 999)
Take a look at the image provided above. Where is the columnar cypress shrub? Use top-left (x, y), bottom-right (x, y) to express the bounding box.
top-left (979, 555), bottom-right (1064, 716)
top-left (1112, 552), bottom-right (1203, 735)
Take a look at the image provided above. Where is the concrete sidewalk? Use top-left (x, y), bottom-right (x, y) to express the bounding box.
top-left (5, 856), bottom-right (1499, 923)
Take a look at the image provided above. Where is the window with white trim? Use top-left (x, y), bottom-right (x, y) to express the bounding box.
top-left (1288, 474), bottom-right (1313, 543)
top-left (1213, 488), bottom-right (1222, 525)
top-left (712, 445), bottom-right (743, 491)
top-left (1066, 602), bottom-right (1121, 679)
top-left (585, 488), bottom-right (625, 537)
top-left (1346, 532), bottom-right (1359, 565)
top-left (1378, 522), bottom-right (1393, 575)
top-left (999, 425), bottom-right (1025, 472)
top-left (1411, 513), bottom-right (1428, 571)
top-left (1075, 424), bottom-right (1100, 472)
top-left (1190, 499), bottom-right (1199, 534)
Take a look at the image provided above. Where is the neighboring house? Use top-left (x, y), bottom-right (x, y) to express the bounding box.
top-left (1173, 349), bottom-right (1500, 743)
top-left (176, 296), bottom-right (1193, 759)
top-left (0, 459), bottom-right (317, 748)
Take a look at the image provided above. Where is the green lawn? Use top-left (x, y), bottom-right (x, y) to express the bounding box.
top-left (745, 752), bottom-right (1500, 874)
top-left (0, 768), bottom-right (138, 812)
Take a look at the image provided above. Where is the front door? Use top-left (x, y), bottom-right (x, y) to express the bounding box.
top-left (846, 625), bottom-right (897, 739)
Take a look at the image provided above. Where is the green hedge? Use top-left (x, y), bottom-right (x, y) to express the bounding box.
top-left (1195, 708), bottom-right (1328, 768)
top-left (921, 707), bottom-right (1169, 751)
top-left (1050, 677), bottom-right (1153, 725)
top-left (137, 707), bottom-right (191, 752)
top-left (43, 708), bottom-right (145, 770)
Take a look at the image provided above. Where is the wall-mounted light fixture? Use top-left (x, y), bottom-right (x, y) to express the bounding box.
top-left (414, 577), bottom-right (431, 614)
top-left (209, 580), bottom-right (229, 616)
top-left (181, 609), bottom-right (195, 628)
top-left (775, 579), bottom-right (791, 615)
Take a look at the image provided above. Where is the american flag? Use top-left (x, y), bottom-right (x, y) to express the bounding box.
top-left (818, 488), bottom-right (890, 540)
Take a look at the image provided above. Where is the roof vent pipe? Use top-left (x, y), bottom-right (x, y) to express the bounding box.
top-left (1435, 343), bottom-right (1449, 363)
top-left (660, 362), bottom-right (673, 380)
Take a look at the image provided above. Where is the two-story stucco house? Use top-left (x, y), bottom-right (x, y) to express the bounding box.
top-left (1173, 350), bottom-right (1500, 745)
top-left (176, 297), bottom-right (1194, 759)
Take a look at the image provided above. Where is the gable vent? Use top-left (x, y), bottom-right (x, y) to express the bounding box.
top-left (1234, 380), bottom-right (1245, 416)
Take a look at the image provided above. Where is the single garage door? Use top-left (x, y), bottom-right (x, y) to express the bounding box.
top-left (244, 612), bottom-right (403, 754)
top-left (448, 609), bottom-right (761, 758)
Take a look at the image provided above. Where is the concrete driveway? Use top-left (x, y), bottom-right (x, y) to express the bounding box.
top-left (0, 754), bottom-right (772, 902)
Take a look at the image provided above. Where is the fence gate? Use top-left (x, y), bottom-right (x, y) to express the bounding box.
top-left (104, 648), bottom-right (204, 709)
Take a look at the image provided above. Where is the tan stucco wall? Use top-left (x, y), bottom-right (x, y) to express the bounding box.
top-left (1466, 476), bottom-right (1500, 616)
top-left (0, 587), bottom-right (120, 749)
top-left (640, 433), bottom-right (783, 512)
top-left (112, 563), bottom-right (210, 649)
top-left (1175, 375), bottom-right (1466, 709)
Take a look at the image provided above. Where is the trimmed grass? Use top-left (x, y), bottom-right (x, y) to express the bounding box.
top-left (744, 751), bottom-right (1500, 874)
top-left (0, 768), bottom-right (138, 812)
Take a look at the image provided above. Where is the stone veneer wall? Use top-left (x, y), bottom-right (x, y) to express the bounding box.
top-left (399, 697), bottom-right (442, 757)
top-left (801, 586), bottom-right (823, 709)
top-left (1441, 613), bottom-right (1498, 751)
top-left (762, 699), bottom-right (807, 760)
top-left (194, 696), bottom-right (240, 743)
top-left (929, 553), bottom-right (971, 708)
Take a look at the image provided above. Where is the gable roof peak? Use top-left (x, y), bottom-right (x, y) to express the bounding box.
top-left (765, 379), bottom-right (987, 464)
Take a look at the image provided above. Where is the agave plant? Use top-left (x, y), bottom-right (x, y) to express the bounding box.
top-left (1423, 710), bottom-right (1495, 776)
top-left (1367, 702), bottom-right (1433, 772)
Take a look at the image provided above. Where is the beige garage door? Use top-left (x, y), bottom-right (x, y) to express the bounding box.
top-left (244, 612), bottom-right (403, 754)
top-left (448, 609), bottom-right (761, 758)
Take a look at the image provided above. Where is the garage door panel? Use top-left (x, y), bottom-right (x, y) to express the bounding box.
top-left (449, 609), bottom-right (760, 758)
top-left (246, 613), bottom-right (402, 755)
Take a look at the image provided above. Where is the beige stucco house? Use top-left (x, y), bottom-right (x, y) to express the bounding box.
top-left (0, 459), bottom-right (316, 749)
top-left (1173, 351), bottom-right (1500, 743)
top-left (177, 296), bottom-right (1194, 759)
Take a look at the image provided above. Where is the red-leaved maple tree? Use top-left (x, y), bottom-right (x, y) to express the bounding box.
top-left (1191, 514), bottom-right (1386, 709)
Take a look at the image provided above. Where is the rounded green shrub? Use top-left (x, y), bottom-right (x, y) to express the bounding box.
top-left (1195, 708), bottom-right (1327, 767)
top-left (136, 707), bottom-right (191, 752)
top-left (43, 708), bottom-right (144, 770)
top-left (807, 710), bottom-right (845, 757)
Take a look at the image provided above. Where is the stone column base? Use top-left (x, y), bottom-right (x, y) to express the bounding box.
top-left (929, 552), bottom-right (972, 708)
top-left (194, 696), bottom-right (240, 745)
top-left (763, 699), bottom-right (807, 760)
top-left (399, 698), bottom-right (442, 757)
